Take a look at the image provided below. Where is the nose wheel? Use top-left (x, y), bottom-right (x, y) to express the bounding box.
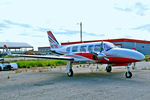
top-left (125, 71), bottom-right (132, 78)
top-left (125, 64), bottom-right (132, 78)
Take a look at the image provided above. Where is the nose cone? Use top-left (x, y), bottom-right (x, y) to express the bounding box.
top-left (107, 48), bottom-right (145, 61)
top-left (130, 50), bottom-right (145, 61)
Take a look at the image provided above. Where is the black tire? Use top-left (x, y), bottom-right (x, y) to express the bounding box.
top-left (125, 71), bottom-right (132, 78)
top-left (0, 66), bottom-right (2, 71)
top-left (106, 66), bottom-right (112, 72)
top-left (67, 69), bottom-right (73, 77)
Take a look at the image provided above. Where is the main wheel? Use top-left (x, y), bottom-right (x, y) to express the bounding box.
top-left (0, 66), bottom-right (2, 71)
top-left (106, 66), bottom-right (112, 72)
top-left (67, 69), bottom-right (73, 77)
top-left (125, 71), bottom-right (132, 78)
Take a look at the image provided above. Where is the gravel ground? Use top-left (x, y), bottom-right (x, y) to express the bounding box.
top-left (0, 62), bottom-right (150, 100)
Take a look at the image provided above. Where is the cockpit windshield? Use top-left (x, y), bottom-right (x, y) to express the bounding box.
top-left (104, 42), bottom-right (116, 51)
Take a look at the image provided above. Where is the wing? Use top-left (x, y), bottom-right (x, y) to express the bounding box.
top-left (14, 54), bottom-right (74, 61)
top-left (27, 50), bottom-right (64, 55)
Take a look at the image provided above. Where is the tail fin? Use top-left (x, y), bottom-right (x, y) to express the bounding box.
top-left (47, 31), bottom-right (60, 49)
top-left (4, 45), bottom-right (11, 55)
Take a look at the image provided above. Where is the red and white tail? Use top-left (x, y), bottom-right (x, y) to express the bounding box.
top-left (47, 31), bottom-right (60, 49)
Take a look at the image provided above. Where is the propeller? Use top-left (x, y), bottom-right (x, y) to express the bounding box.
top-left (91, 41), bottom-right (109, 61)
top-left (97, 52), bottom-right (109, 61)
top-left (99, 41), bottom-right (109, 61)
top-left (100, 40), bottom-right (104, 52)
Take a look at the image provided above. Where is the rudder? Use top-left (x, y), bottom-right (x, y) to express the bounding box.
top-left (47, 31), bottom-right (60, 49)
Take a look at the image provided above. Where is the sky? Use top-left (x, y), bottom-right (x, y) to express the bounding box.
top-left (1, 0), bottom-right (150, 50)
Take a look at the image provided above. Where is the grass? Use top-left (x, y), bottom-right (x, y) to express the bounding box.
top-left (16, 60), bottom-right (67, 68)
top-left (4, 56), bottom-right (17, 58)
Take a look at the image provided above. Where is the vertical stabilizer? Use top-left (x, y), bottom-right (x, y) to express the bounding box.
top-left (47, 31), bottom-right (60, 49)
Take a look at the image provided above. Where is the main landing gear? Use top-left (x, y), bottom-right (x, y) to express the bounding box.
top-left (106, 65), bottom-right (112, 72)
top-left (125, 64), bottom-right (132, 78)
top-left (66, 61), bottom-right (73, 77)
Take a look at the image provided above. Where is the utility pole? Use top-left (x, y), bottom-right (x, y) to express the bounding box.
top-left (80, 22), bottom-right (82, 43)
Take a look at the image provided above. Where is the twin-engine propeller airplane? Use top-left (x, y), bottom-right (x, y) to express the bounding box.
top-left (5, 31), bottom-right (145, 78)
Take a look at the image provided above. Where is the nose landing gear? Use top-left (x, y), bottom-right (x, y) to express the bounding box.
top-left (125, 64), bottom-right (132, 78)
top-left (125, 71), bottom-right (132, 78)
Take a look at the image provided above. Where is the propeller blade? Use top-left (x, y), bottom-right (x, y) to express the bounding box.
top-left (104, 57), bottom-right (109, 61)
top-left (100, 40), bottom-right (105, 53)
top-left (97, 53), bottom-right (109, 61)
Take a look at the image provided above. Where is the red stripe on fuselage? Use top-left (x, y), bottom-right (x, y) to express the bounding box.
top-left (73, 52), bottom-right (139, 64)
top-left (100, 57), bottom-right (138, 64)
top-left (74, 53), bottom-right (95, 60)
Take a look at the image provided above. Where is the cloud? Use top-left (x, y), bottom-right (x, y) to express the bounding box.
top-left (53, 29), bottom-right (105, 37)
top-left (135, 2), bottom-right (149, 16)
top-left (54, 29), bottom-right (79, 35)
top-left (0, 23), bottom-right (9, 33)
top-left (0, 23), bottom-right (8, 29)
top-left (4, 20), bottom-right (32, 28)
top-left (132, 24), bottom-right (150, 32)
top-left (35, 27), bottom-right (50, 32)
top-left (0, 0), bottom-right (11, 6)
top-left (114, 2), bottom-right (149, 16)
top-left (114, 7), bottom-right (132, 12)
top-left (19, 32), bottom-right (29, 36)
top-left (123, 35), bottom-right (133, 38)
top-left (31, 35), bottom-right (43, 37)
top-left (85, 32), bottom-right (105, 37)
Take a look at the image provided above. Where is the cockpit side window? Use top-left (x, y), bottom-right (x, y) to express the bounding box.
top-left (72, 46), bottom-right (78, 52)
top-left (88, 45), bottom-right (94, 52)
top-left (104, 43), bottom-right (115, 51)
top-left (66, 47), bottom-right (70, 52)
top-left (80, 45), bottom-right (87, 52)
top-left (94, 44), bottom-right (101, 52)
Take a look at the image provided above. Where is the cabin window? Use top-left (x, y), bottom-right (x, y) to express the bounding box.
top-left (88, 45), bottom-right (94, 52)
top-left (66, 47), bottom-right (70, 52)
top-left (72, 46), bottom-right (78, 52)
top-left (80, 45), bottom-right (87, 52)
top-left (94, 44), bottom-right (101, 52)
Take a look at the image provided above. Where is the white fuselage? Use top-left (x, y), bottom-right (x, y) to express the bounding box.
top-left (52, 42), bottom-right (145, 64)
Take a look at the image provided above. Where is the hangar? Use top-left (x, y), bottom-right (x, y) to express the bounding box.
top-left (0, 42), bottom-right (33, 55)
top-left (38, 38), bottom-right (150, 55)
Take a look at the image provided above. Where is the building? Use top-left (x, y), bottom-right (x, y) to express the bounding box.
top-left (38, 46), bottom-right (51, 51)
top-left (0, 42), bottom-right (33, 55)
top-left (38, 38), bottom-right (150, 55)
